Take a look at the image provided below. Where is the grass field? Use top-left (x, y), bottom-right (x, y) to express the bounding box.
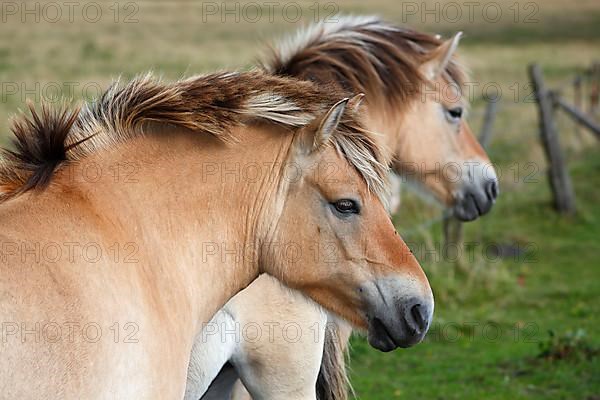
top-left (1, 1), bottom-right (599, 398)
top-left (351, 147), bottom-right (600, 399)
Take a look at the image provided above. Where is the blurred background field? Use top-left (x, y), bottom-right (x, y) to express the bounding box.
top-left (1, 0), bottom-right (598, 398)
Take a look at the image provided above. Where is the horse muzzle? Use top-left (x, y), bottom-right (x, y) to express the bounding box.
top-left (362, 279), bottom-right (434, 352)
top-left (453, 162), bottom-right (499, 221)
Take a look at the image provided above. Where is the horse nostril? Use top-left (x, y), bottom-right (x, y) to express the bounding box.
top-left (410, 303), bottom-right (428, 331)
top-left (486, 180), bottom-right (499, 201)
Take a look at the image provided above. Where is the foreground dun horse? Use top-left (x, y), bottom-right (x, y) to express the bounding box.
top-left (191, 17), bottom-right (498, 400)
top-left (0, 71), bottom-right (434, 398)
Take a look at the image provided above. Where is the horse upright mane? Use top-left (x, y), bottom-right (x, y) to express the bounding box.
top-left (0, 70), bottom-right (389, 203)
top-left (261, 15), bottom-right (468, 107)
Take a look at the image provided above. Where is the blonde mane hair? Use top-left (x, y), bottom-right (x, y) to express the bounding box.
top-left (261, 15), bottom-right (468, 109)
top-left (0, 71), bottom-right (389, 203)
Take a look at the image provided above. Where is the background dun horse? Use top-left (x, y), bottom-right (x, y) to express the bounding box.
top-left (190, 16), bottom-right (498, 400)
top-left (0, 71), bottom-right (434, 398)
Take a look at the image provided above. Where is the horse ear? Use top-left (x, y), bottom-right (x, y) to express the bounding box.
top-left (420, 32), bottom-right (462, 80)
top-left (311, 97), bottom-right (349, 151)
top-left (347, 93), bottom-right (365, 112)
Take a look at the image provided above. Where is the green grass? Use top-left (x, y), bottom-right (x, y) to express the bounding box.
top-left (350, 148), bottom-right (600, 399)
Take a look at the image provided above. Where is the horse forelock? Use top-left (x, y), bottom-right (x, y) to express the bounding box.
top-left (262, 15), bottom-right (470, 110)
top-left (0, 70), bottom-right (390, 205)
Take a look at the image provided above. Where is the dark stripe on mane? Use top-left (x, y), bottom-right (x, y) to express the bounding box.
top-left (0, 103), bottom-right (80, 201)
top-left (262, 16), bottom-right (467, 108)
top-left (0, 71), bottom-right (389, 204)
top-left (316, 323), bottom-right (352, 400)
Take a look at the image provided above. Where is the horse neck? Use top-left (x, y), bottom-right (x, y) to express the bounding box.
top-left (59, 124), bottom-right (294, 325)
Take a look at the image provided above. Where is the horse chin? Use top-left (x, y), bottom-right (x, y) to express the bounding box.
top-left (453, 180), bottom-right (499, 222)
top-left (366, 307), bottom-right (431, 352)
top-left (453, 198), bottom-right (484, 221)
top-left (367, 317), bottom-right (401, 352)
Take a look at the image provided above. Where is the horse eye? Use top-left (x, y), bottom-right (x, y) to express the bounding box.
top-left (447, 106), bottom-right (463, 120)
top-left (333, 199), bottom-right (360, 214)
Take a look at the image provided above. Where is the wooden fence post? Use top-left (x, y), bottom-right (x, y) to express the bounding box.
top-left (443, 100), bottom-right (498, 262)
top-left (528, 63), bottom-right (576, 215)
top-left (479, 99), bottom-right (499, 149)
top-left (442, 213), bottom-right (463, 263)
top-left (553, 95), bottom-right (600, 140)
top-left (590, 62), bottom-right (599, 116)
top-left (573, 75), bottom-right (583, 142)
